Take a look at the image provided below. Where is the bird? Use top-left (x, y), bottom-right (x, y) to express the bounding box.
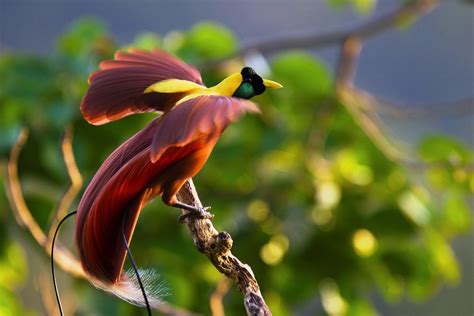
top-left (73, 48), bottom-right (282, 309)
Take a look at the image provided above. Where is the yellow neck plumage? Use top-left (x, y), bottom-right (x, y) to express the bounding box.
top-left (144, 73), bottom-right (243, 105)
top-left (144, 71), bottom-right (282, 105)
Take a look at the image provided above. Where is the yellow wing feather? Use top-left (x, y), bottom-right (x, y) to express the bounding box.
top-left (144, 79), bottom-right (204, 94)
top-left (144, 73), bottom-right (245, 106)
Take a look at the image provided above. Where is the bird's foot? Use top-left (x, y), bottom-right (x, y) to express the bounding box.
top-left (178, 206), bottom-right (213, 223)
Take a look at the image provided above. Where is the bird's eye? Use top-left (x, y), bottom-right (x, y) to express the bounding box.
top-left (251, 74), bottom-right (263, 85)
top-left (250, 74), bottom-right (265, 95)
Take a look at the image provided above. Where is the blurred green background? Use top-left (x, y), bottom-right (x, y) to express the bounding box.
top-left (0, 0), bottom-right (473, 315)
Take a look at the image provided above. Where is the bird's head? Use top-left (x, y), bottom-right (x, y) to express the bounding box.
top-left (231, 67), bottom-right (282, 99)
top-left (145, 66), bottom-right (282, 101)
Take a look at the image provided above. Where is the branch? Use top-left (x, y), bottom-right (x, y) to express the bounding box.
top-left (335, 36), bottom-right (362, 88)
top-left (202, 0), bottom-right (439, 69)
top-left (244, 0), bottom-right (437, 53)
top-left (336, 75), bottom-right (474, 171)
top-left (334, 35), bottom-right (405, 163)
top-left (203, 0), bottom-right (457, 172)
top-left (4, 128), bottom-right (86, 279)
top-left (176, 180), bottom-right (272, 316)
top-left (47, 126), bottom-right (83, 241)
top-left (331, 32), bottom-right (405, 165)
top-left (337, 85), bottom-right (414, 161)
top-left (203, 0), bottom-right (469, 171)
top-left (210, 278), bottom-right (232, 316)
top-left (328, 1), bottom-right (473, 171)
top-left (366, 96), bottom-right (474, 119)
top-left (4, 128), bottom-right (196, 316)
top-left (332, 0), bottom-right (441, 86)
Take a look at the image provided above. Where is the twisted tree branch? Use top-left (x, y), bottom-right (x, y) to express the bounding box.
top-left (177, 181), bottom-right (271, 316)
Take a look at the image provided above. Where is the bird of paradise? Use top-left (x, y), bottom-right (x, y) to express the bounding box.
top-left (52, 48), bottom-right (282, 314)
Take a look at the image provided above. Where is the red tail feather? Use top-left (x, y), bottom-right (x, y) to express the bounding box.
top-left (81, 49), bottom-right (203, 125)
top-left (75, 95), bottom-right (257, 285)
top-left (75, 118), bottom-right (203, 282)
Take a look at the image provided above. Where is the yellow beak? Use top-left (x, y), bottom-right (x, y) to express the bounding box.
top-left (263, 79), bottom-right (283, 89)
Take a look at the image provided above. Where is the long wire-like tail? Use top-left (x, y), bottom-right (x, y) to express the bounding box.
top-left (52, 210), bottom-right (153, 315)
top-left (122, 208), bottom-right (152, 316)
top-left (51, 211), bottom-right (77, 316)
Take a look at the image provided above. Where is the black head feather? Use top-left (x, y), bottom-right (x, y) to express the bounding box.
top-left (233, 67), bottom-right (266, 99)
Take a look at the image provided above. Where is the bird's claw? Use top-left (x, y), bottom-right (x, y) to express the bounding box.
top-left (178, 206), bottom-right (213, 223)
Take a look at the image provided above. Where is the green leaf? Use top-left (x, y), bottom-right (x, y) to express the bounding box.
top-left (423, 229), bottom-right (460, 285)
top-left (128, 32), bottom-right (161, 51)
top-left (347, 297), bottom-right (377, 316)
top-left (271, 51), bottom-right (332, 100)
top-left (327, 0), bottom-right (351, 9)
top-left (441, 189), bottom-right (472, 235)
top-left (57, 17), bottom-right (108, 57)
top-left (397, 190), bottom-right (431, 227)
top-left (373, 263), bottom-right (404, 302)
top-left (418, 135), bottom-right (472, 164)
top-left (184, 22), bottom-right (236, 59)
top-left (326, 0), bottom-right (377, 15)
top-left (353, 0), bottom-right (377, 15)
top-left (0, 242), bottom-right (27, 290)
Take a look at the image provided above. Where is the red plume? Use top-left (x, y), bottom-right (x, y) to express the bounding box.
top-left (75, 92), bottom-right (258, 305)
top-left (81, 49), bottom-right (203, 125)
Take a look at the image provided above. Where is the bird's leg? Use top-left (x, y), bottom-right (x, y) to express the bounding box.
top-left (172, 202), bottom-right (213, 223)
top-left (161, 180), bottom-right (214, 222)
top-left (163, 193), bottom-right (213, 223)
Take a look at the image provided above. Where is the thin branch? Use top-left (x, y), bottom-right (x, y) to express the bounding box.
top-left (334, 33), bottom-right (405, 162)
top-left (241, 0), bottom-right (438, 53)
top-left (210, 278), bottom-right (232, 316)
top-left (367, 96), bottom-right (474, 119)
top-left (47, 126), bottom-right (83, 241)
top-left (4, 128), bottom-right (85, 278)
top-left (6, 129), bottom-right (47, 246)
top-left (4, 128), bottom-right (196, 316)
top-left (335, 36), bottom-right (362, 88)
top-left (202, 0), bottom-right (439, 69)
top-left (329, 1), bottom-right (473, 170)
top-left (177, 180), bottom-right (271, 316)
top-left (204, 0), bottom-right (462, 170)
top-left (337, 79), bottom-right (474, 171)
top-left (335, 40), bottom-right (474, 119)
